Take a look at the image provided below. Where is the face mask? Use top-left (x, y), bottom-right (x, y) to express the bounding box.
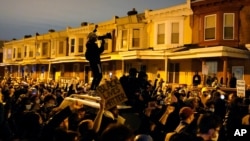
top-left (25, 104), bottom-right (32, 110)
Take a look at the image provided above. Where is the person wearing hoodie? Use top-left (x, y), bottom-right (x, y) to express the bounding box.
top-left (85, 27), bottom-right (105, 95)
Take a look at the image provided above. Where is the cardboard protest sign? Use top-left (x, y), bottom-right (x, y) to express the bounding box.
top-left (96, 79), bottom-right (127, 110)
top-left (237, 80), bottom-right (245, 97)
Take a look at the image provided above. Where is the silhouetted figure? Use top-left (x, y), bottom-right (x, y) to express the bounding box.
top-left (229, 73), bottom-right (237, 88)
top-left (192, 72), bottom-right (201, 86)
top-left (85, 28), bottom-right (105, 93)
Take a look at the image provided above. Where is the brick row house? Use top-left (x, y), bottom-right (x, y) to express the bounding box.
top-left (1, 0), bottom-right (250, 87)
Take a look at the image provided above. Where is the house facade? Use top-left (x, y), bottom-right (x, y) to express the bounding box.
top-left (1, 0), bottom-right (250, 87)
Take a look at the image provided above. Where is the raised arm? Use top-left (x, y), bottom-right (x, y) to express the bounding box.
top-left (92, 98), bottom-right (105, 133)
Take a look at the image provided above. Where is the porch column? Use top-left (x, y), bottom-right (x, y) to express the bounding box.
top-left (165, 56), bottom-right (168, 83)
top-left (122, 60), bottom-right (124, 75)
top-left (202, 60), bottom-right (206, 86)
top-left (47, 62), bottom-right (51, 83)
top-left (223, 57), bottom-right (228, 87)
top-left (18, 65), bottom-right (21, 78)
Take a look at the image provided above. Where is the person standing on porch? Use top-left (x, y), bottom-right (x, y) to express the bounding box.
top-left (192, 71), bottom-right (201, 87)
top-left (229, 73), bottom-right (237, 88)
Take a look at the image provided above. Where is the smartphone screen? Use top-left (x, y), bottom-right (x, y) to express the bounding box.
top-left (220, 95), bottom-right (225, 100)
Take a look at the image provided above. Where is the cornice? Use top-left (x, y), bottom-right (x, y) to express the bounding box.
top-left (146, 3), bottom-right (193, 20)
top-left (191, 0), bottom-right (244, 14)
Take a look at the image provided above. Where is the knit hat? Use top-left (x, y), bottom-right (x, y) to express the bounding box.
top-left (87, 32), bottom-right (97, 40)
top-left (179, 107), bottom-right (194, 120)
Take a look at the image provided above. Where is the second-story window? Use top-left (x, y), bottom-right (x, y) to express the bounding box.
top-left (171, 22), bottom-right (179, 44)
top-left (17, 48), bottom-right (21, 58)
top-left (42, 42), bottom-right (48, 56)
top-left (78, 38), bottom-right (84, 53)
top-left (29, 46), bottom-right (34, 57)
top-left (204, 14), bottom-right (216, 40)
top-left (7, 48), bottom-right (12, 59)
top-left (157, 23), bottom-right (165, 44)
top-left (121, 30), bottom-right (128, 48)
top-left (132, 29), bottom-right (140, 47)
top-left (71, 39), bottom-right (75, 53)
top-left (224, 13), bottom-right (234, 40)
top-left (24, 46), bottom-right (27, 57)
top-left (59, 41), bottom-right (64, 54)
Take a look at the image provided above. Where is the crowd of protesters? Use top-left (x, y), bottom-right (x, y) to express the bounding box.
top-left (0, 68), bottom-right (249, 141)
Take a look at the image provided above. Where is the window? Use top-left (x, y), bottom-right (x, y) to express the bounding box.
top-left (41, 66), bottom-right (45, 73)
top-left (7, 49), bottom-right (12, 59)
top-left (24, 46), bottom-right (27, 57)
top-left (29, 46), bottom-right (34, 57)
top-left (78, 38), bottom-right (84, 53)
top-left (73, 64), bottom-right (80, 77)
top-left (157, 23), bottom-right (165, 44)
top-left (70, 39), bottom-right (75, 53)
top-left (41, 66), bottom-right (45, 79)
top-left (124, 63), bottom-right (132, 75)
top-left (171, 22), bottom-right (179, 44)
top-left (169, 63), bottom-right (179, 83)
top-left (224, 13), bottom-right (234, 40)
top-left (205, 15), bottom-right (216, 40)
top-left (121, 30), bottom-right (128, 48)
top-left (59, 41), bottom-right (64, 54)
top-left (132, 29), bottom-right (140, 47)
top-left (206, 61), bottom-right (218, 76)
top-left (42, 42), bottom-right (48, 56)
top-left (17, 48), bottom-right (21, 58)
top-left (140, 65), bottom-right (147, 72)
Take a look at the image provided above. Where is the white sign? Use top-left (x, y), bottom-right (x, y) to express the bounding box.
top-left (202, 65), bottom-right (208, 75)
top-left (237, 80), bottom-right (245, 97)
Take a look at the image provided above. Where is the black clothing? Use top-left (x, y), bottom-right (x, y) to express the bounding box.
top-left (193, 74), bottom-right (201, 86)
top-left (89, 62), bottom-right (103, 90)
top-left (229, 76), bottom-right (237, 88)
top-left (85, 41), bottom-right (104, 64)
top-left (85, 40), bottom-right (105, 90)
top-left (39, 106), bottom-right (73, 141)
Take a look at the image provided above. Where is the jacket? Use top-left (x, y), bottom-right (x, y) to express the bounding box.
top-left (85, 41), bottom-right (104, 63)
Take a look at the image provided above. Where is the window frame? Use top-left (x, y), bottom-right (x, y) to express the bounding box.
top-left (223, 13), bottom-right (234, 40)
top-left (132, 28), bottom-right (140, 48)
top-left (78, 38), bottom-right (84, 53)
top-left (171, 22), bottom-right (180, 44)
top-left (70, 38), bottom-right (75, 53)
top-left (121, 29), bottom-right (128, 49)
top-left (29, 46), bottom-right (34, 58)
top-left (204, 14), bottom-right (217, 41)
top-left (157, 23), bottom-right (165, 45)
top-left (42, 42), bottom-right (49, 56)
top-left (58, 41), bottom-right (64, 55)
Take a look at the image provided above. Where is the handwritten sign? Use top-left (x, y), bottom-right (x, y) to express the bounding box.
top-left (237, 80), bottom-right (245, 97)
top-left (96, 79), bottom-right (127, 110)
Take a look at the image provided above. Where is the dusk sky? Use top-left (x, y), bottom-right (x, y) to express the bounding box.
top-left (0, 0), bottom-right (186, 40)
